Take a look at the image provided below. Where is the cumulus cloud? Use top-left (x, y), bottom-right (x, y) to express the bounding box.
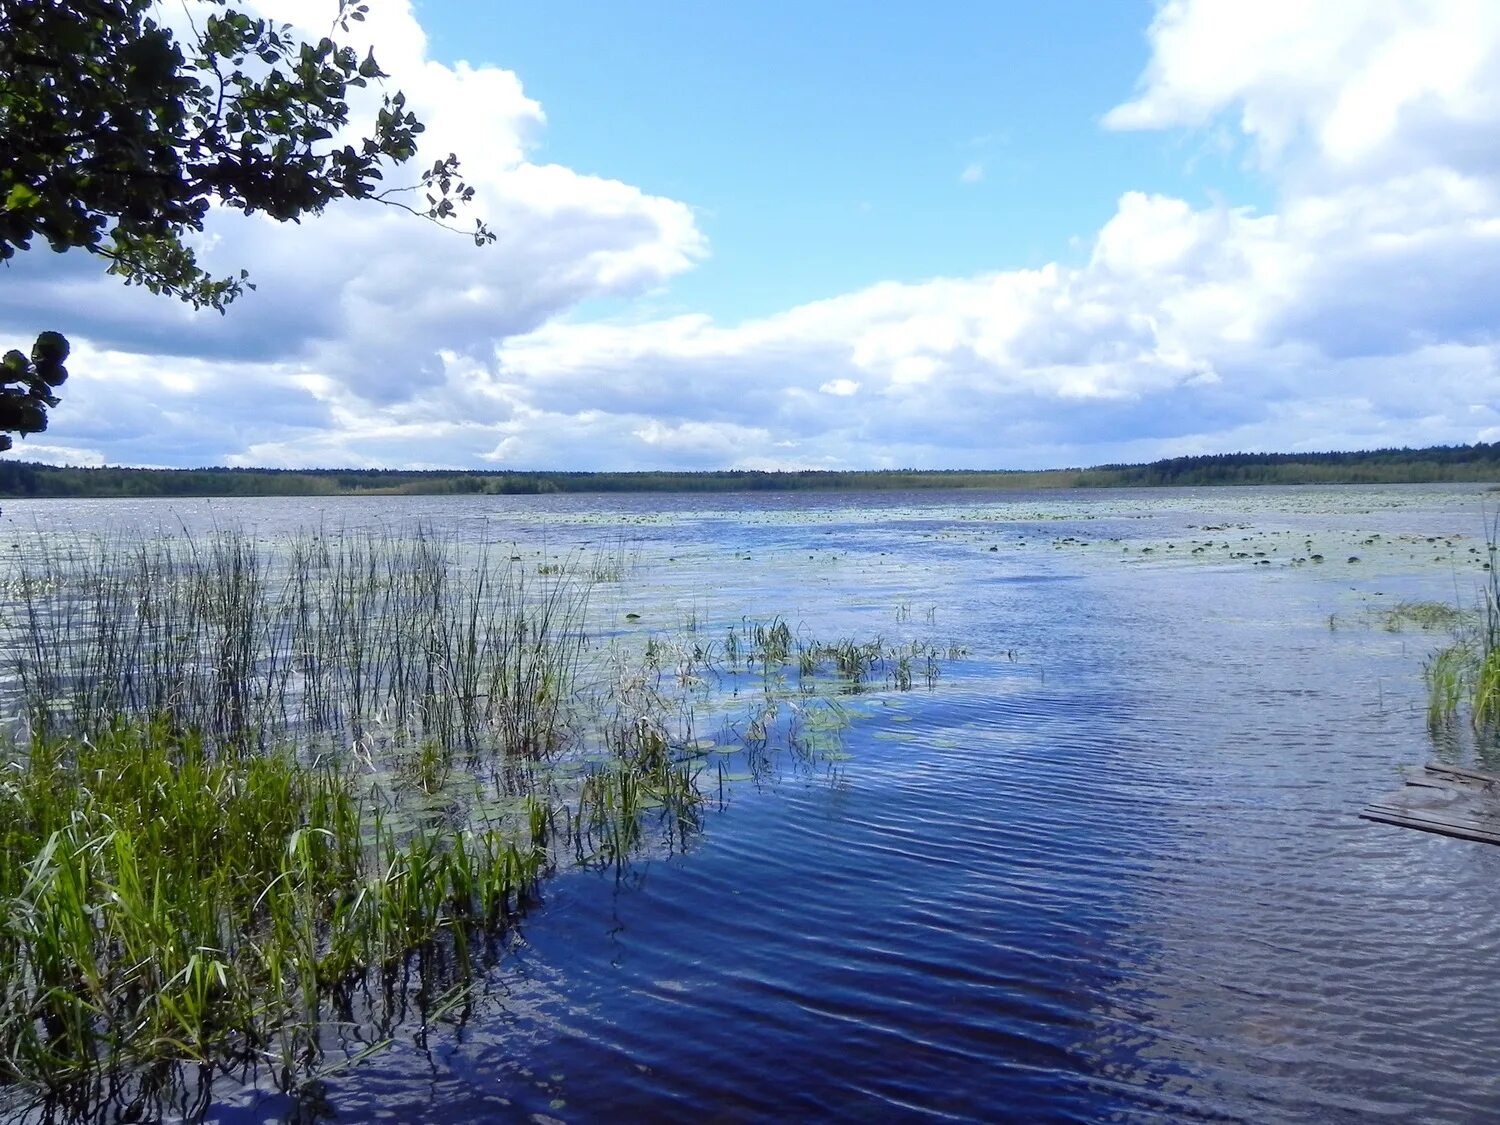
top-left (1, 0), bottom-right (704, 454)
top-left (1105, 0), bottom-right (1500, 181)
top-left (8, 0), bottom-right (1500, 469)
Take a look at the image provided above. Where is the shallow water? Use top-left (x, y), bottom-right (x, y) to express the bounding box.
top-left (5, 484), bottom-right (1499, 1123)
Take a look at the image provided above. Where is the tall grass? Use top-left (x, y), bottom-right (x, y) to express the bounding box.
top-left (1424, 643), bottom-right (1470, 729)
top-left (1422, 524), bottom-right (1500, 738)
top-left (0, 719), bottom-right (545, 1098)
top-left (0, 531), bottom-right (963, 1115)
top-left (6, 530), bottom-right (587, 760)
top-left (0, 531), bottom-right (590, 1113)
top-left (1471, 532), bottom-right (1500, 730)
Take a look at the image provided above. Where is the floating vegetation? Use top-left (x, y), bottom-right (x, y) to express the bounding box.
top-left (1383, 600), bottom-right (1466, 632)
top-left (0, 530), bottom-right (965, 1117)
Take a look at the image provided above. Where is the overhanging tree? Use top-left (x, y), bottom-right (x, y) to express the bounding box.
top-left (0, 0), bottom-right (493, 451)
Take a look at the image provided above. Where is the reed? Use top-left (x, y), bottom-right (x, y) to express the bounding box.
top-left (1424, 643), bottom-right (1469, 727)
top-left (0, 719), bottom-right (546, 1096)
top-left (4, 530), bottom-right (589, 761)
top-left (0, 530), bottom-right (965, 1113)
top-left (1414, 522), bottom-right (1500, 740)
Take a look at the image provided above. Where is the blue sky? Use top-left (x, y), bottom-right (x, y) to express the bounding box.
top-left (6, 0), bottom-right (1500, 471)
top-left (426, 0), bottom-right (1265, 320)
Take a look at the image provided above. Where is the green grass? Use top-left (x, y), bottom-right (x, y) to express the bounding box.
top-left (6, 530), bottom-right (587, 758)
top-left (1424, 643), bottom-right (1470, 727)
top-left (0, 719), bottom-right (545, 1094)
top-left (1416, 529), bottom-right (1500, 741)
top-left (0, 530), bottom-right (966, 1113)
top-left (1382, 600), bottom-right (1466, 632)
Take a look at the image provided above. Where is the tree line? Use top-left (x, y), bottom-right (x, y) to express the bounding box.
top-left (3, 445), bottom-right (1500, 498)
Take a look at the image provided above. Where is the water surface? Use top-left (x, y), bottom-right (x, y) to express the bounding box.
top-left (6, 485), bottom-right (1497, 1123)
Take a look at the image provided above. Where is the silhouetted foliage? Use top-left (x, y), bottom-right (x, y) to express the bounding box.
top-left (0, 330), bottom-right (67, 452)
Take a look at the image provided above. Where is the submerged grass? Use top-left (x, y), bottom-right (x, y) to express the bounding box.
top-left (1382, 600), bottom-right (1466, 632)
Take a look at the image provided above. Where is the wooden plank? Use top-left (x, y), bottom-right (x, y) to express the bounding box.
top-left (1366, 793), bottom-right (1500, 821)
top-left (1369, 789), bottom-right (1499, 810)
top-left (1362, 760), bottom-right (1500, 845)
top-left (1363, 805), bottom-right (1500, 837)
top-left (1423, 763), bottom-right (1500, 786)
top-left (1362, 800), bottom-right (1500, 834)
top-left (1361, 818), bottom-right (1500, 847)
top-left (1365, 798), bottom-right (1490, 823)
top-left (1359, 807), bottom-right (1500, 846)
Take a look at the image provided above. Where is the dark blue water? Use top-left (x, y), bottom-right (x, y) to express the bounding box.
top-left (6, 485), bottom-right (1499, 1123)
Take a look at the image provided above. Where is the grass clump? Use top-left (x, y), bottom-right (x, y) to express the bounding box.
top-left (1424, 643), bottom-right (1470, 728)
top-left (1417, 530), bottom-right (1500, 743)
top-left (0, 719), bottom-right (545, 1098)
top-left (1383, 600), bottom-right (1465, 632)
top-left (716, 618), bottom-right (967, 697)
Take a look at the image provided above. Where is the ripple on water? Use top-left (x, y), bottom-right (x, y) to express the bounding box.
top-left (6, 486), bottom-right (1500, 1124)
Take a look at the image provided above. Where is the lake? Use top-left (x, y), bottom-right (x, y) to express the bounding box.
top-left (3, 484), bottom-right (1498, 1123)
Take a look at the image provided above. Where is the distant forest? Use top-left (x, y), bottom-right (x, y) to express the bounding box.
top-left (2, 444), bottom-right (1499, 499)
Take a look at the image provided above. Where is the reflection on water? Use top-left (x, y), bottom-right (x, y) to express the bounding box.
top-left (4, 485), bottom-right (1499, 1123)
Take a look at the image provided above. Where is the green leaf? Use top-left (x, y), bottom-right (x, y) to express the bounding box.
top-left (4, 184), bottom-right (40, 210)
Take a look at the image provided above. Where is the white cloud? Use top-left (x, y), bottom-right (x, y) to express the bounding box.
top-left (450, 1), bottom-right (1500, 469)
top-left (5, 443), bottom-right (108, 468)
top-left (960, 162), bottom-right (986, 184)
top-left (1105, 0), bottom-right (1500, 181)
top-left (1, 0), bottom-right (705, 446)
top-left (8, 0), bottom-right (1500, 470)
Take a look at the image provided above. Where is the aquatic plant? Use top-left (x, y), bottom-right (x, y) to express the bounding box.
top-left (1382, 600), bottom-right (1465, 632)
top-left (819, 638), bottom-right (885, 686)
top-left (0, 719), bottom-right (546, 1097)
top-left (4, 530), bottom-right (589, 760)
top-left (588, 538), bottom-right (640, 583)
top-left (1417, 522), bottom-right (1500, 740)
top-left (1472, 651), bottom-right (1500, 730)
top-left (1424, 643), bottom-right (1469, 727)
top-left (890, 652), bottom-right (913, 691)
top-left (0, 529), bottom-right (965, 1115)
top-left (750, 617), bottom-right (794, 668)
